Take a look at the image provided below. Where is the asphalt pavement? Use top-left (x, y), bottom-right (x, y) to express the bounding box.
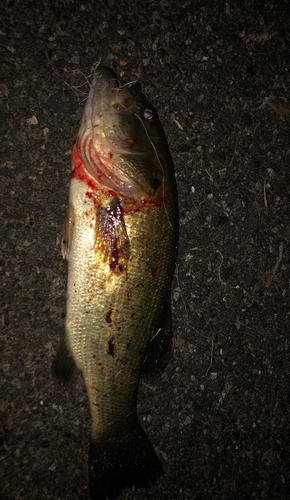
top-left (1, 1), bottom-right (290, 499)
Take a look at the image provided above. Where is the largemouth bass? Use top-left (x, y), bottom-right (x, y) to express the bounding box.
top-left (52, 66), bottom-right (178, 499)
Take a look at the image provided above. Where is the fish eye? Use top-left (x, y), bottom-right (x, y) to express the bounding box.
top-left (143, 108), bottom-right (154, 121)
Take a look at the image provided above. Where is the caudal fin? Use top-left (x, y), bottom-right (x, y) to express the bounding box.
top-left (89, 423), bottom-right (163, 500)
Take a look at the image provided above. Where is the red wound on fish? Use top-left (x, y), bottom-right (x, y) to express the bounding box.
top-left (88, 178), bottom-right (97, 191)
top-left (122, 205), bottom-right (141, 215)
top-left (72, 144), bottom-right (165, 225)
top-left (97, 197), bottom-right (130, 273)
top-left (72, 142), bottom-right (83, 171)
top-left (73, 141), bottom-right (166, 207)
top-left (141, 198), bottom-right (164, 209)
top-left (109, 238), bottom-right (120, 270)
top-left (71, 144), bottom-right (99, 191)
top-left (152, 267), bottom-right (158, 277)
top-left (108, 335), bottom-right (115, 357)
top-left (105, 309), bottom-right (112, 323)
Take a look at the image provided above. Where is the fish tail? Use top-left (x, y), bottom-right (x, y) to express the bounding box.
top-left (89, 423), bottom-right (163, 500)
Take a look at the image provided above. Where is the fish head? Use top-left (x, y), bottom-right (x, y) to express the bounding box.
top-left (77, 66), bottom-right (172, 199)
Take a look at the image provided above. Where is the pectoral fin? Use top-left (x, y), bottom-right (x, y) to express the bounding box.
top-left (51, 331), bottom-right (80, 386)
top-left (96, 197), bottom-right (130, 273)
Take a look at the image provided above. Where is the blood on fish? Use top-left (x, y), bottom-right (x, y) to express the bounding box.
top-left (126, 335), bottom-right (135, 349)
top-left (141, 198), bottom-right (164, 209)
top-left (72, 143), bottom-right (83, 170)
top-left (71, 143), bottom-right (165, 215)
top-left (122, 205), bottom-right (141, 215)
top-left (110, 241), bottom-right (119, 271)
top-left (105, 309), bottom-right (112, 323)
top-left (71, 143), bottom-right (99, 192)
top-left (152, 267), bottom-right (158, 277)
top-left (88, 178), bottom-right (97, 191)
top-left (129, 137), bottom-right (139, 149)
top-left (108, 335), bottom-right (115, 357)
top-left (71, 150), bottom-right (98, 193)
top-left (84, 211), bottom-right (90, 216)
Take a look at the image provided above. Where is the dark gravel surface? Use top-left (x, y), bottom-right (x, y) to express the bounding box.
top-left (1, 1), bottom-right (290, 499)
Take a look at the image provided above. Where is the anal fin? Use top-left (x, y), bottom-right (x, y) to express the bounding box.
top-left (51, 331), bottom-right (80, 386)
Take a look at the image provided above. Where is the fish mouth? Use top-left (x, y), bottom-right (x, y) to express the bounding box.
top-left (76, 66), bottom-right (156, 198)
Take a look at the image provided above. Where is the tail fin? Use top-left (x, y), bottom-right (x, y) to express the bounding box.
top-left (89, 423), bottom-right (163, 500)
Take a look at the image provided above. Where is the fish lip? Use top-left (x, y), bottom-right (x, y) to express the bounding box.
top-left (92, 66), bottom-right (141, 97)
top-left (92, 67), bottom-right (142, 115)
top-left (91, 66), bottom-right (119, 97)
